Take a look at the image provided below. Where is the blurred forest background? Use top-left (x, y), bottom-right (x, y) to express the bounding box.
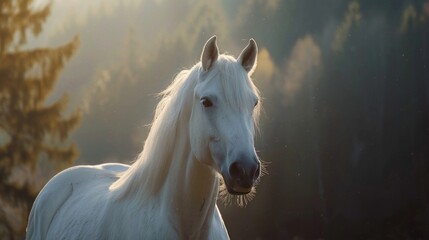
top-left (1, 0), bottom-right (428, 239)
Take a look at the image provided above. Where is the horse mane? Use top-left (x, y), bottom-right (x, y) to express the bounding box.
top-left (109, 55), bottom-right (261, 202)
top-left (109, 63), bottom-right (199, 200)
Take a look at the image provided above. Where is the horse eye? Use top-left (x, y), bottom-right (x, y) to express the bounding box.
top-left (254, 99), bottom-right (259, 107)
top-left (201, 97), bottom-right (213, 108)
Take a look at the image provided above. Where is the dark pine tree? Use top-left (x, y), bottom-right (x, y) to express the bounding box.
top-left (0, 0), bottom-right (80, 237)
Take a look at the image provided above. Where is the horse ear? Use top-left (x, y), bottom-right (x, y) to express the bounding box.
top-left (238, 38), bottom-right (258, 75)
top-left (201, 35), bottom-right (219, 72)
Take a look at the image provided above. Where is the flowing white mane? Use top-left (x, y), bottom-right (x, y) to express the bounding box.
top-left (110, 54), bottom-right (261, 202)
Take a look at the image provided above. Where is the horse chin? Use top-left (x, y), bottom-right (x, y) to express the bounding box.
top-left (223, 178), bottom-right (252, 195)
top-left (227, 188), bottom-right (251, 195)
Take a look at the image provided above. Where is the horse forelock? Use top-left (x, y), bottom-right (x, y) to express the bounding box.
top-left (208, 55), bottom-right (262, 132)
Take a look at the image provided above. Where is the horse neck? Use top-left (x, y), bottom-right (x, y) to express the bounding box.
top-left (138, 110), bottom-right (219, 238)
top-left (143, 98), bottom-right (220, 236)
top-left (159, 121), bottom-right (219, 238)
top-left (112, 72), bottom-right (220, 237)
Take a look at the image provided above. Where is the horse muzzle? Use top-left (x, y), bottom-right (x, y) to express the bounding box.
top-left (222, 156), bottom-right (261, 195)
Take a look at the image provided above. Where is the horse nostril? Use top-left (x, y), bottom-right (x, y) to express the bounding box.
top-left (229, 160), bottom-right (260, 180)
top-left (229, 161), bottom-right (243, 179)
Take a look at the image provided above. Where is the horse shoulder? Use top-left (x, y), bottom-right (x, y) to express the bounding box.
top-left (26, 164), bottom-right (128, 239)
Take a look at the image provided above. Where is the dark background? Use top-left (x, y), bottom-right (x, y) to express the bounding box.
top-left (1, 0), bottom-right (429, 239)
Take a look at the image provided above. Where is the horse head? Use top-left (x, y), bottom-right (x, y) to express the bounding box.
top-left (190, 36), bottom-right (261, 195)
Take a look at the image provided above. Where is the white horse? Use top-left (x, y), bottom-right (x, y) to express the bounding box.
top-left (26, 36), bottom-right (262, 239)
